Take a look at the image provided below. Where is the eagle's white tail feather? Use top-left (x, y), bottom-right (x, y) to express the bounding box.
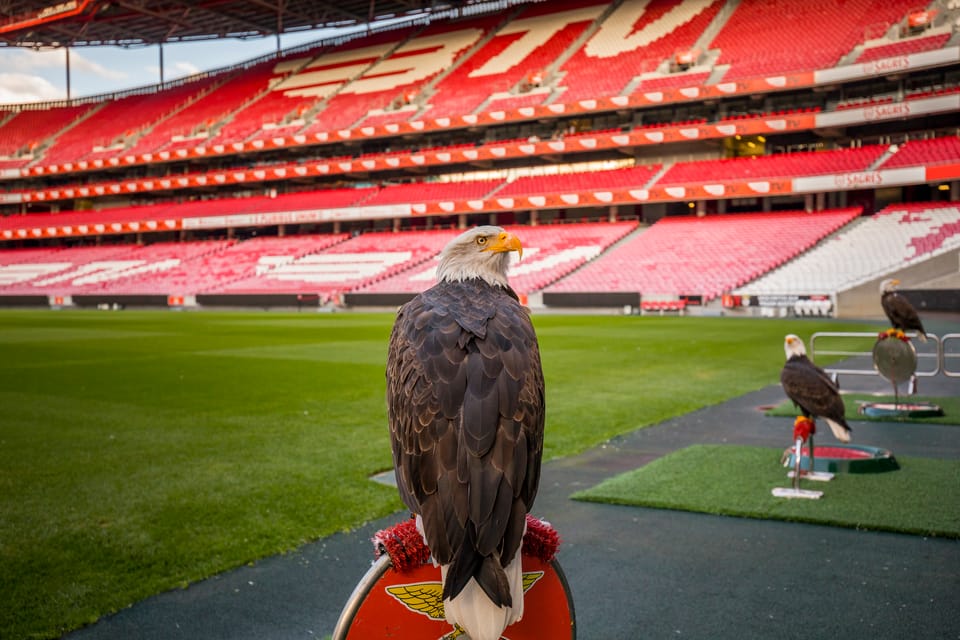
top-left (441, 553), bottom-right (524, 640)
top-left (825, 418), bottom-right (851, 443)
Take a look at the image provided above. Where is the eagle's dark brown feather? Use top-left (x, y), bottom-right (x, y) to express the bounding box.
top-left (780, 354), bottom-right (849, 432)
top-left (881, 290), bottom-right (927, 338)
top-left (386, 277), bottom-right (544, 607)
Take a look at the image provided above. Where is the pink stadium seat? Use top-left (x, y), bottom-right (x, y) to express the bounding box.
top-left (358, 221), bottom-right (638, 296)
top-left (0, 187), bottom-right (376, 234)
top-left (38, 77), bottom-right (218, 167)
top-left (496, 165), bottom-right (661, 197)
top-left (633, 71), bottom-right (710, 93)
top-left (0, 104), bottom-right (95, 162)
top-left (545, 209), bottom-right (861, 300)
top-left (301, 21), bottom-right (483, 134)
top-left (556, 0), bottom-right (723, 104)
top-left (120, 60), bottom-right (280, 156)
top-left (856, 33), bottom-right (951, 63)
top-left (212, 229), bottom-right (459, 296)
top-left (203, 44), bottom-right (334, 146)
top-left (709, 0), bottom-right (918, 81)
top-left (880, 136), bottom-right (960, 169)
top-left (656, 146), bottom-right (887, 185)
top-left (422, 1), bottom-right (604, 120)
top-left (362, 179), bottom-right (502, 206)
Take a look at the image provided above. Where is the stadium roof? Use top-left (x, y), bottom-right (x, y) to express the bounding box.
top-left (0, 0), bottom-right (490, 47)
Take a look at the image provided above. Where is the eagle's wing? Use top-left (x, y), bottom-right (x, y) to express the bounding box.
top-left (780, 356), bottom-right (844, 420)
top-left (883, 291), bottom-right (926, 335)
top-left (386, 280), bottom-right (544, 600)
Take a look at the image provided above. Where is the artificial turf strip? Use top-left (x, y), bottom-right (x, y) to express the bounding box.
top-left (0, 311), bottom-right (877, 639)
top-left (766, 394), bottom-right (960, 425)
top-left (571, 444), bottom-right (960, 539)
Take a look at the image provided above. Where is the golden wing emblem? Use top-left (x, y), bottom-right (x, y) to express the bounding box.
top-left (387, 571), bottom-right (546, 638)
top-left (522, 571), bottom-right (544, 592)
top-left (386, 583), bottom-right (445, 619)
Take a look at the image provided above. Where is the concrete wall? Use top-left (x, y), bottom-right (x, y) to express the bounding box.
top-left (835, 248), bottom-right (959, 318)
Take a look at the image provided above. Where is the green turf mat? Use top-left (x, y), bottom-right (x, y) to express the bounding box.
top-left (766, 394), bottom-right (960, 425)
top-left (572, 444), bottom-right (960, 538)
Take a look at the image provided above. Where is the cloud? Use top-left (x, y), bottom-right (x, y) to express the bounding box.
top-left (144, 61), bottom-right (200, 81)
top-left (0, 72), bottom-right (64, 105)
top-left (0, 48), bottom-right (126, 81)
top-left (0, 48), bottom-right (65, 71)
top-left (174, 61), bottom-right (200, 76)
top-left (69, 51), bottom-right (128, 81)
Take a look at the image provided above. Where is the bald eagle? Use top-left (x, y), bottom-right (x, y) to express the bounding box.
top-left (386, 226), bottom-right (545, 640)
top-left (780, 334), bottom-right (851, 443)
top-left (880, 278), bottom-right (927, 342)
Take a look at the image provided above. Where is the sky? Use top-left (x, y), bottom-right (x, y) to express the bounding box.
top-left (0, 27), bottom-right (352, 106)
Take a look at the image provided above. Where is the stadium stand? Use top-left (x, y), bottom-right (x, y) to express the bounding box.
top-left (709, 0), bottom-right (920, 80)
top-left (856, 32), bottom-right (952, 63)
top-left (362, 179), bottom-right (503, 206)
top-left (210, 229), bottom-right (458, 297)
top-left (118, 60), bottom-right (287, 157)
top-left (495, 165), bottom-right (662, 196)
top-left (420, 0), bottom-right (607, 119)
top-left (655, 146), bottom-right (888, 185)
top-left (0, 186), bottom-right (377, 235)
top-left (555, 0), bottom-right (724, 103)
top-left (204, 47), bottom-right (336, 146)
top-left (880, 135), bottom-right (960, 169)
top-left (38, 78), bottom-right (220, 167)
top-left (735, 202), bottom-right (960, 296)
top-left (1, 0), bottom-right (958, 314)
top-left (359, 221), bottom-right (638, 296)
top-left (0, 104), bottom-right (96, 166)
top-left (298, 20), bottom-right (488, 134)
top-left (544, 209), bottom-right (861, 301)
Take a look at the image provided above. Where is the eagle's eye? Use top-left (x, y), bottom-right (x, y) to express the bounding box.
top-left (476, 236), bottom-right (488, 247)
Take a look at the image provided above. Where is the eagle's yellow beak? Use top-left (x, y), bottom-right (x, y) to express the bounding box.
top-left (485, 231), bottom-right (523, 260)
top-left (891, 278), bottom-right (900, 286)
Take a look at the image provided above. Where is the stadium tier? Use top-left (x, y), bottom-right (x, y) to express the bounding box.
top-left (0, 0), bottom-right (957, 315)
top-left (0, 104), bottom-right (96, 165)
top-left (708, 0), bottom-right (920, 80)
top-left (856, 32), bottom-right (952, 63)
top-left (555, 0), bottom-right (724, 103)
top-left (881, 136), bottom-right (960, 169)
top-left (495, 165), bottom-right (663, 196)
top-left (38, 78), bottom-right (220, 168)
top-left (1, 0), bottom-right (955, 177)
top-left (294, 22), bottom-right (469, 135)
top-left (543, 209), bottom-right (862, 301)
top-left (656, 145), bottom-right (889, 185)
top-left (211, 229), bottom-right (459, 297)
top-left (735, 202), bottom-right (960, 297)
top-left (358, 221), bottom-right (638, 296)
top-left (419, 0), bottom-right (608, 119)
top-left (3, 135), bottom-right (959, 240)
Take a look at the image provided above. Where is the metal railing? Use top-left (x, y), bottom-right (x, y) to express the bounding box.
top-left (942, 333), bottom-right (960, 378)
top-left (810, 331), bottom-right (942, 378)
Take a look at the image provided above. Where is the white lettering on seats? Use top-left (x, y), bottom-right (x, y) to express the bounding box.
top-left (470, 6), bottom-right (606, 77)
top-left (584, 0), bottom-right (714, 58)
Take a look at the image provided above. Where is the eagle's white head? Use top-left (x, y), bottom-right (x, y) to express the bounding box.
top-left (436, 225), bottom-right (523, 288)
top-left (784, 334), bottom-right (807, 360)
top-left (880, 278), bottom-right (900, 294)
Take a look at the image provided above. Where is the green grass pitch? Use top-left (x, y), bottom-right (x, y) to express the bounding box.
top-left (0, 310), bottom-right (878, 639)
